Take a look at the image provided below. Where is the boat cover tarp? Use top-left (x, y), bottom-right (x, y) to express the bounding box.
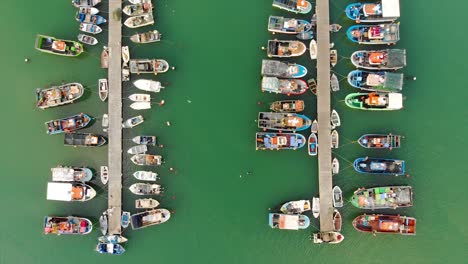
top-left (279, 214), bottom-right (299, 230)
top-left (52, 168), bottom-right (75, 181)
top-left (388, 93), bottom-right (403, 109)
top-left (382, 0), bottom-right (400, 17)
top-left (268, 16), bottom-right (284, 31)
top-left (261, 60), bottom-right (289, 77)
top-left (64, 133), bottom-right (87, 145)
top-left (386, 49), bottom-right (406, 68)
top-left (47, 182), bottom-right (72, 201)
top-left (396, 187), bottom-right (412, 204)
top-left (262, 77), bottom-right (279, 92)
top-left (384, 72), bottom-right (403, 89)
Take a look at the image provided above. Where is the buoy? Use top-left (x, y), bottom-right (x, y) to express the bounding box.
top-left (166, 121), bottom-right (171, 126)
top-left (159, 144), bottom-right (165, 148)
top-left (171, 196), bottom-right (176, 200)
top-left (159, 100), bottom-right (165, 106)
top-left (261, 46), bottom-right (266, 50)
top-left (24, 58), bottom-right (29, 63)
top-left (171, 66), bottom-right (176, 70)
top-left (169, 167), bottom-right (174, 171)
top-left (257, 101), bottom-right (262, 105)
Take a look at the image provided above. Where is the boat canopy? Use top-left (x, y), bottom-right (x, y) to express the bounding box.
top-left (47, 182), bottom-right (72, 201)
top-left (262, 77), bottom-right (280, 92)
top-left (382, 0), bottom-right (400, 17)
top-left (51, 168), bottom-right (75, 181)
top-left (387, 93), bottom-right (403, 109)
top-left (386, 49), bottom-right (406, 68)
top-left (261, 60), bottom-right (289, 76)
top-left (279, 214), bottom-right (300, 230)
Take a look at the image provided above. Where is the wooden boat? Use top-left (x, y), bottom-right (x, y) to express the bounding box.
top-left (270, 100), bottom-right (304, 112)
top-left (261, 60), bottom-right (307, 78)
top-left (123, 3), bottom-right (153, 16)
top-left (258, 112), bottom-right (312, 132)
top-left (353, 214), bottom-right (416, 235)
top-left (312, 197), bottom-right (320, 218)
top-left (130, 102), bottom-right (151, 110)
top-left (131, 154), bottom-right (162, 166)
top-left (78, 6), bottom-right (99, 15)
top-left (133, 171), bottom-right (158, 181)
top-left (330, 109), bottom-right (340, 128)
top-left (130, 30), bottom-right (161, 44)
top-left (79, 23), bottom-right (102, 34)
top-left (129, 93), bottom-right (151, 102)
top-left (98, 78), bottom-right (108, 101)
top-left (268, 213), bottom-right (310, 230)
top-left (75, 12), bottom-right (106, 25)
top-left (45, 113), bottom-right (91, 135)
top-left (267, 40), bottom-right (306, 58)
top-left (35, 34), bottom-right (83, 57)
top-left (345, 92), bottom-right (403, 110)
top-left (330, 73), bottom-right (339, 92)
top-left (255, 132), bottom-right (306, 150)
top-left (77, 34), bottom-right (98, 45)
top-left (44, 216), bottom-right (92, 235)
top-left (51, 166), bottom-right (93, 182)
top-left (308, 78), bottom-right (317, 95)
top-left (122, 115), bottom-right (144, 128)
top-left (129, 0), bottom-right (152, 4)
top-left (132, 135), bottom-right (157, 146)
top-left (330, 49), bottom-right (338, 67)
top-left (72, 0), bottom-right (101, 8)
top-left (100, 47), bottom-right (108, 68)
top-left (313, 231), bottom-right (344, 244)
top-left (261, 77), bottom-right (308, 95)
top-left (134, 79), bottom-right (164, 92)
top-left (124, 14), bottom-right (154, 28)
top-left (280, 200), bottom-right (311, 214)
top-left (122, 46), bottom-right (130, 64)
top-left (296, 31), bottom-right (314, 40)
top-left (102, 114), bottom-right (108, 131)
top-left (345, 0), bottom-right (400, 23)
top-left (100, 166), bottom-right (108, 185)
top-left (268, 16), bottom-right (311, 34)
top-left (332, 186), bottom-right (344, 207)
top-left (311, 119), bottom-right (318, 133)
top-left (129, 183), bottom-right (163, 195)
top-left (333, 210), bottom-right (342, 232)
top-left (131, 209), bottom-right (171, 230)
top-left (121, 212), bottom-right (131, 228)
top-left (354, 157), bottom-right (406, 175)
top-left (98, 235), bottom-right (128, 244)
top-left (331, 130), bottom-right (339, 148)
top-left (309, 39), bottom-right (317, 59)
top-left (332, 157), bottom-right (339, 175)
top-left (99, 212), bottom-right (107, 235)
top-left (64, 133), bottom-right (106, 147)
top-left (348, 70), bottom-right (403, 92)
top-left (136, 198), bottom-right (160, 209)
top-left (47, 182), bottom-right (96, 202)
top-left (308, 133), bottom-right (318, 156)
top-left (347, 23), bottom-right (400, 45)
top-left (358, 134), bottom-right (401, 149)
top-left (128, 145), bottom-right (148, 155)
top-left (351, 49), bottom-right (406, 70)
top-left (350, 186), bottom-right (413, 209)
top-left (96, 243), bottom-right (125, 255)
top-left (130, 59), bottom-right (169, 74)
top-left (330, 24), bottom-right (342, 32)
top-left (272, 0), bottom-right (312, 14)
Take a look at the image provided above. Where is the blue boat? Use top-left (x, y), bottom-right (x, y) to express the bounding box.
top-left (258, 112), bottom-right (312, 132)
top-left (261, 60), bottom-right (307, 78)
top-left (45, 113), bottom-right (92, 135)
top-left (354, 157), bottom-right (405, 176)
top-left (121, 212), bottom-right (130, 228)
top-left (272, 0), bottom-right (312, 14)
top-left (95, 243), bottom-right (125, 255)
top-left (347, 23), bottom-right (400, 45)
top-left (256, 132), bottom-right (306, 150)
top-left (345, 0), bottom-right (400, 23)
top-left (296, 31), bottom-right (314, 40)
top-left (75, 12), bottom-right (106, 25)
top-left (269, 213), bottom-right (310, 230)
top-left (347, 70), bottom-right (403, 92)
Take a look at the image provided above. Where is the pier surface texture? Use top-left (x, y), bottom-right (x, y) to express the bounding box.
top-left (107, 0), bottom-right (123, 235)
top-left (316, 0), bottom-right (334, 232)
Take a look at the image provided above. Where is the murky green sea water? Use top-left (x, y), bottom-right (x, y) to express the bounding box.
top-left (0, 0), bottom-right (466, 263)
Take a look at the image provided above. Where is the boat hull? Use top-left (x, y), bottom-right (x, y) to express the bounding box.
top-left (353, 214), bottom-right (416, 235)
top-left (347, 23), bottom-right (400, 44)
top-left (345, 2), bottom-right (399, 23)
top-left (64, 133), bottom-right (107, 147)
top-left (272, 0), bottom-right (312, 14)
top-left (35, 34), bottom-right (83, 57)
top-left (347, 70), bottom-right (403, 92)
top-left (358, 134), bottom-right (401, 149)
top-left (354, 157), bottom-right (406, 175)
top-left (268, 213), bottom-right (310, 230)
top-left (280, 200), bottom-right (311, 214)
top-left (351, 186), bottom-right (413, 209)
top-left (44, 216), bottom-right (93, 235)
top-left (308, 133), bottom-right (318, 156)
top-left (130, 209), bottom-right (171, 230)
top-left (267, 40), bottom-right (306, 58)
top-left (45, 113), bottom-right (91, 135)
top-left (351, 49), bottom-right (406, 70)
top-left (345, 92), bottom-right (403, 111)
top-left (258, 112), bottom-right (312, 132)
top-left (261, 77), bottom-right (308, 95)
top-left (256, 132), bottom-right (306, 150)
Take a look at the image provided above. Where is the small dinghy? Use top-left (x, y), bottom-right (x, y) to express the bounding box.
top-left (79, 23), bottom-right (102, 34)
top-left (308, 78), bottom-right (317, 95)
top-left (132, 135), bottom-right (157, 145)
top-left (333, 210), bottom-right (342, 232)
top-left (75, 12), bottom-right (106, 25)
top-left (72, 0), bottom-right (101, 8)
top-left (308, 133), bottom-right (318, 156)
top-left (129, 183), bottom-right (163, 195)
top-left (330, 49), bottom-right (338, 67)
top-left (98, 235), bottom-right (128, 244)
top-left (98, 78), bottom-right (108, 101)
top-left (135, 198), bottom-right (160, 209)
top-left (331, 130), bottom-right (339, 148)
top-left (124, 14), bottom-right (154, 28)
top-left (134, 79), bottom-right (164, 92)
top-left (123, 2), bottom-right (153, 16)
top-left (309, 39), bottom-right (317, 59)
top-left (269, 100), bottom-right (304, 112)
top-left (96, 243), bottom-right (125, 255)
top-left (296, 31), bottom-right (314, 40)
top-left (312, 197), bottom-right (320, 218)
top-left (78, 6), bottom-right (99, 15)
top-left (128, 145), bottom-right (148, 155)
top-left (311, 119), bottom-right (318, 133)
top-left (122, 115), bottom-right (144, 128)
top-left (313, 231), bottom-right (344, 244)
top-left (332, 186), bottom-right (344, 207)
top-left (102, 114), bottom-right (108, 131)
top-left (130, 102), bottom-right (151, 110)
top-left (130, 209), bottom-right (171, 230)
top-left (122, 46), bottom-right (130, 64)
top-left (100, 47), bottom-right (108, 68)
top-left (280, 200), bottom-right (311, 214)
top-left (331, 109), bottom-right (341, 128)
top-left (129, 0), bottom-right (152, 4)
top-left (99, 212), bottom-right (108, 235)
top-left (77, 34), bottom-right (98, 45)
top-left (133, 170), bottom-right (158, 181)
top-left (330, 73), bottom-right (339, 92)
top-left (332, 157), bottom-right (339, 175)
top-left (267, 40), bottom-right (307, 58)
top-left (130, 30), bottom-right (162, 44)
top-left (129, 93), bottom-right (151, 102)
top-left (330, 24), bottom-right (342, 32)
top-left (121, 212), bottom-right (131, 229)
top-left (100, 166), bottom-right (108, 184)
top-left (131, 154), bottom-right (162, 166)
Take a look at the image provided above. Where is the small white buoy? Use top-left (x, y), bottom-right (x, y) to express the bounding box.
top-left (171, 66), bottom-right (176, 70)
top-left (187, 100), bottom-right (192, 103)
top-left (24, 58), bottom-right (29, 63)
top-left (159, 100), bottom-right (165, 106)
top-left (413, 77), bottom-right (417, 81)
top-left (261, 46), bottom-right (266, 50)
top-left (166, 121), bottom-right (171, 126)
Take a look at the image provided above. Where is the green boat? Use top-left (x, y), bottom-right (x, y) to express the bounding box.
top-left (35, 34), bottom-right (83, 57)
top-left (345, 92), bottom-right (403, 111)
top-left (351, 186), bottom-right (413, 210)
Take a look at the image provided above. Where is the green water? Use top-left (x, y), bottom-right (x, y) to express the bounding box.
top-left (0, 0), bottom-right (466, 263)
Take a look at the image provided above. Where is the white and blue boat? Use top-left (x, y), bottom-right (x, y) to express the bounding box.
top-left (98, 235), bottom-right (128, 244)
top-left (269, 213), bottom-right (310, 230)
top-left (75, 13), bottom-right (106, 25)
top-left (347, 23), bottom-right (399, 45)
top-left (96, 243), bottom-right (125, 255)
top-left (347, 70), bottom-right (403, 92)
top-left (345, 0), bottom-right (400, 23)
top-left (351, 49), bottom-right (406, 70)
top-left (268, 16), bottom-right (311, 34)
top-left (72, 0), bottom-right (101, 8)
top-left (121, 212), bottom-right (131, 228)
top-left (258, 112), bottom-right (312, 132)
top-left (272, 0), bottom-right (312, 14)
top-left (261, 60), bottom-right (307, 78)
top-left (354, 157), bottom-right (405, 176)
top-left (256, 132), bottom-right (306, 150)
top-left (45, 113), bottom-right (92, 135)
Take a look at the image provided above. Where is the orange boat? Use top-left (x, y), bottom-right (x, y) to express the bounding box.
top-left (353, 214), bottom-right (416, 235)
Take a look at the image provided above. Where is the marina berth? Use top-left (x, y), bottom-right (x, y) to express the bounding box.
top-left (44, 216), bottom-right (92, 235)
top-left (351, 186), bottom-right (413, 209)
top-left (347, 23), bottom-right (400, 45)
top-left (268, 213), bottom-right (310, 230)
top-left (358, 134), bottom-right (401, 149)
top-left (134, 79), bottom-right (164, 92)
top-left (51, 166), bottom-right (93, 182)
top-left (96, 243), bottom-right (125, 255)
top-left (133, 170), bottom-right (158, 181)
top-left (296, 31), bottom-right (314, 40)
top-left (267, 40), bottom-right (306, 58)
top-left (131, 154), bottom-right (162, 166)
top-left (313, 232), bottom-right (344, 244)
top-left (258, 112), bottom-right (312, 132)
top-left (64, 133), bottom-right (107, 147)
top-left (36, 83), bottom-right (84, 109)
top-left (72, 0), bottom-right (101, 8)
top-left (45, 113), bottom-right (91, 135)
top-left (130, 209), bottom-right (171, 230)
top-left (345, 92), bottom-right (403, 110)
top-left (269, 100), bottom-right (304, 112)
top-left (130, 30), bottom-right (161, 44)
top-left (280, 200), bottom-right (311, 214)
top-left (255, 132), bottom-right (306, 150)
top-left (79, 23), bottom-right (102, 34)
top-left (35, 35), bottom-right (83, 57)
top-left (46, 182), bottom-right (96, 202)
top-left (267, 16), bottom-right (312, 34)
top-left (124, 14), bottom-right (154, 28)
top-left (345, 0), bottom-right (400, 23)
top-left (77, 34), bottom-right (98, 45)
top-left (347, 70), bottom-right (403, 92)
top-left (272, 0), bottom-right (312, 14)
top-left (123, 3), bottom-right (153, 16)
top-left (135, 198), bottom-right (160, 209)
top-left (351, 49), bottom-right (406, 70)
top-left (75, 12), bottom-right (106, 25)
top-left (353, 214), bottom-right (416, 235)
top-left (261, 77), bottom-right (308, 95)
top-left (354, 157), bottom-right (406, 175)
top-left (132, 135), bottom-right (157, 145)
top-left (78, 6), bottom-right (99, 15)
top-left (261, 60), bottom-right (307, 78)
top-left (130, 59), bottom-right (169, 74)
top-left (308, 133), bottom-right (317, 156)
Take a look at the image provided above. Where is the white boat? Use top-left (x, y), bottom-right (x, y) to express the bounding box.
top-left (47, 182), bottom-right (96, 202)
top-left (122, 46), bottom-right (130, 64)
top-left (131, 154), bottom-right (162, 166)
top-left (331, 109), bottom-right (341, 128)
top-left (124, 14), bottom-right (154, 28)
top-left (129, 0), bottom-right (151, 4)
top-left (134, 79), bottom-right (164, 92)
top-left (331, 130), bottom-right (339, 148)
top-left (135, 198), bottom-right (160, 209)
top-left (99, 212), bottom-right (107, 235)
top-left (333, 186), bottom-right (344, 208)
top-left (123, 3), bottom-right (153, 16)
top-left (133, 171), bottom-right (158, 181)
top-left (129, 183), bottom-right (163, 195)
top-left (311, 119), bottom-right (318, 134)
top-left (130, 30), bottom-right (161, 44)
top-left (79, 23), bottom-right (102, 34)
top-left (331, 73), bottom-right (339, 92)
top-left (130, 209), bottom-right (171, 230)
top-left (313, 231), bottom-right (344, 244)
top-left (333, 210), bottom-right (342, 232)
top-left (130, 102), bottom-right (151, 110)
top-left (128, 145), bottom-right (148, 155)
top-left (100, 166), bottom-right (108, 184)
top-left (102, 114), bottom-right (108, 130)
top-left (122, 115), bottom-right (144, 128)
top-left (330, 49), bottom-right (338, 67)
top-left (77, 34), bottom-right (98, 45)
top-left (78, 6), bottom-right (99, 15)
top-left (98, 78), bottom-right (108, 101)
top-left (72, 0), bottom-right (101, 8)
top-left (98, 235), bottom-right (128, 244)
top-left (280, 200), bottom-right (311, 214)
top-left (312, 197), bottom-right (320, 218)
top-left (309, 39), bottom-right (317, 59)
top-left (128, 93), bottom-right (151, 102)
top-left (132, 135), bottom-right (157, 145)
top-left (332, 157), bottom-right (339, 175)
top-left (51, 166), bottom-right (93, 182)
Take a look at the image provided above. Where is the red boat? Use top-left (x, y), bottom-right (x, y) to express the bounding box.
top-left (353, 214), bottom-right (416, 235)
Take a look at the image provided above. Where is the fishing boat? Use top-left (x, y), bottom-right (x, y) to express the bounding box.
top-left (351, 186), bottom-right (413, 209)
top-left (308, 133), bottom-right (318, 156)
top-left (311, 119), bottom-right (318, 133)
top-left (129, 59), bottom-right (169, 74)
top-left (354, 157), bottom-right (406, 176)
top-left (258, 112), bottom-right (312, 132)
top-left (347, 23), bottom-right (400, 45)
top-left (46, 182), bottom-right (96, 202)
top-left (123, 3), bottom-right (153, 16)
top-left (98, 78), bottom-right (108, 101)
top-left (347, 70), bottom-right (403, 92)
top-left (79, 23), bottom-right (102, 34)
top-left (330, 49), bottom-right (338, 67)
top-left (345, 0), bottom-right (400, 23)
top-left (331, 130), bottom-right (339, 148)
top-left (309, 39), bottom-right (317, 59)
top-left (102, 114), bottom-right (108, 131)
top-left (129, 0), bottom-right (152, 4)
top-left (51, 166), bottom-right (93, 182)
top-left (44, 216), bottom-right (92, 235)
top-left (122, 46), bottom-right (130, 64)
top-left (130, 102), bottom-right (151, 110)
top-left (308, 78), bottom-right (317, 95)
top-left (101, 47), bottom-right (108, 68)
top-left (268, 214), bottom-right (310, 230)
top-left (121, 212), bottom-right (131, 229)
top-left (131, 154), bottom-right (162, 166)
top-left (330, 24), bottom-right (342, 32)
top-left (45, 113), bottom-right (91, 135)
top-left (351, 49), bottom-right (406, 70)
top-left (99, 212), bottom-right (107, 235)
top-left (98, 235), bottom-right (128, 244)
top-left (72, 0), bottom-right (101, 8)
top-left (128, 145), bottom-right (148, 155)
top-left (352, 214), bottom-right (416, 235)
top-left (358, 134), bottom-right (401, 149)
top-left (280, 200), bottom-right (311, 214)
top-left (332, 186), bottom-right (344, 207)
top-left (64, 133), bottom-right (107, 147)
top-left (270, 100), bottom-right (304, 112)
top-left (132, 135), bottom-right (157, 145)
top-left (313, 232), bottom-right (344, 244)
top-left (272, 0), bottom-right (312, 14)
top-left (296, 31), bottom-right (314, 40)
top-left (78, 6), bottom-right (99, 15)
top-left (100, 166), bottom-right (108, 184)
top-left (255, 132), bottom-right (306, 150)
top-left (332, 157), bottom-right (339, 175)
top-left (35, 35), bottom-right (83, 57)
top-left (345, 92), bottom-right (403, 110)
top-left (122, 115), bottom-right (144, 128)
top-left (130, 183), bottom-right (163, 195)
top-left (129, 93), bottom-right (151, 102)
top-left (77, 34), bottom-right (98, 45)
top-left (330, 109), bottom-right (340, 128)
top-left (267, 40), bottom-right (306, 58)
top-left (96, 243), bottom-right (125, 255)
top-left (333, 210), bottom-right (342, 232)
top-left (133, 171), bottom-right (158, 181)
top-left (312, 197), bottom-right (320, 218)
top-left (136, 198), bottom-right (160, 209)
top-left (130, 30), bottom-right (161, 43)
top-left (134, 79), bottom-right (164, 92)
top-left (124, 14), bottom-right (154, 28)
top-left (130, 209), bottom-right (171, 230)
top-left (330, 73), bottom-right (339, 92)
top-left (75, 12), bottom-right (106, 24)
top-left (267, 16), bottom-right (311, 34)
top-left (261, 77), bottom-right (308, 95)
top-left (261, 60), bottom-right (307, 78)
